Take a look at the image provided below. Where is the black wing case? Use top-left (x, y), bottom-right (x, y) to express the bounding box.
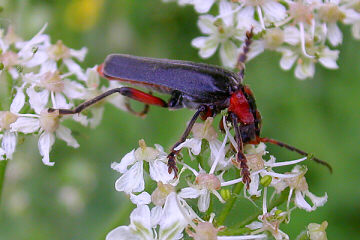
top-left (102, 54), bottom-right (239, 101)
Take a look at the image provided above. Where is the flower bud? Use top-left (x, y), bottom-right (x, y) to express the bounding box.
top-left (260, 175), bottom-right (272, 187)
top-left (220, 188), bottom-right (231, 201)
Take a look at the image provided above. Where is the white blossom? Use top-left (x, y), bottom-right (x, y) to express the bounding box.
top-left (111, 140), bottom-right (174, 194)
top-left (10, 109), bottom-right (79, 166)
top-left (106, 192), bottom-right (193, 240)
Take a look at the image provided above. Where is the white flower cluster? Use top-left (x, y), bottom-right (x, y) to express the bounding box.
top-left (107, 117), bottom-right (328, 240)
top-left (0, 24), bottom-right (125, 165)
top-left (166, 0), bottom-right (360, 79)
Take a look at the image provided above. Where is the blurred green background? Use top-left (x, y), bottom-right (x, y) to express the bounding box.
top-left (0, 0), bottom-right (359, 239)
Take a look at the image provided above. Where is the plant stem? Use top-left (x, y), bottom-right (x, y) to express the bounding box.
top-left (0, 160), bottom-right (8, 204)
top-left (217, 181), bottom-right (244, 226)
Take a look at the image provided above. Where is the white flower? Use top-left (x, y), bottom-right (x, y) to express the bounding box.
top-left (247, 208), bottom-right (289, 240)
top-left (10, 109), bottom-right (79, 166)
top-left (179, 166), bottom-right (225, 212)
top-left (174, 117), bottom-right (232, 171)
top-left (23, 70), bottom-right (86, 114)
top-left (307, 221), bottom-right (328, 240)
top-left (272, 165), bottom-right (327, 212)
top-left (0, 87), bottom-right (25, 159)
top-left (277, 38), bottom-right (339, 80)
top-left (25, 36), bottom-right (87, 81)
top-left (220, 142), bottom-right (306, 197)
top-left (111, 140), bottom-right (174, 194)
top-left (239, 0), bottom-right (287, 29)
top-left (106, 192), bottom-right (193, 240)
top-left (341, 1), bottom-right (360, 40)
top-left (192, 1), bottom-right (245, 67)
top-left (0, 24), bottom-right (48, 79)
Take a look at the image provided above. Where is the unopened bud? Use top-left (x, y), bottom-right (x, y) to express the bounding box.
top-left (220, 189), bottom-right (231, 201)
top-left (260, 175), bottom-right (272, 187)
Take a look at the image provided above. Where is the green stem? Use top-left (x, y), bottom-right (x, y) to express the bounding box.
top-left (0, 160), bottom-right (8, 204)
top-left (217, 181), bottom-right (244, 226)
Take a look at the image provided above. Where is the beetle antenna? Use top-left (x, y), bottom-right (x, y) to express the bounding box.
top-left (259, 137), bottom-right (333, 173)
top-left (236, 27), bottom-right (254, 80)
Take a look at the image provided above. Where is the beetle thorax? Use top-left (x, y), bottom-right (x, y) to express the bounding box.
top-left (228, 90), bottom-right (254, 125)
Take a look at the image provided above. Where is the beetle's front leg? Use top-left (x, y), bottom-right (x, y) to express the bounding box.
top-left (167, 105), bottom-right (207, 177)
top-left (230, 112), bottom-right (251, 189)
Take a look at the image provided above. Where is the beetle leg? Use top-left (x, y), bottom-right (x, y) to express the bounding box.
top-left (48, 87), bottom-right (167, 115)
top-left (167, 105), bottom-right (207, 177)
top-left (230, 112), bottom-right (251, 189)
top-left (236, 27), bottom-right (254, 81)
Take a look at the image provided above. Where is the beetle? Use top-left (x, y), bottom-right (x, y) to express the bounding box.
top-left (49, 30), bottom-right (331, 188)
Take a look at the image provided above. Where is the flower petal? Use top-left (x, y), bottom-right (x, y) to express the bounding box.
top-left (115, 161), bottom-right (144, 193)
top-left (319, 48), bottom-right (339, 69)
top-left (130, 192), bottom-right (151, 206)
top-left (262, 1), bottom-right (287, 22)
top-left (26, 87), bottom-right (49, 114)
top-left (278, 48), bottom-right (298, 70)
top-left (220, 40), bottom-right (238, 68)
top-left (111, 149), bottom-right (136, 173)
top-left (159, 193), bottom-right (190, 239)
top-left (56, 125), bottom-right (79, 148)
top-left (327, 23), bottom-right (342, 46)
top-left (194, 0), bottom-right (215, 13)
top-left (149, 159), bottom-right (175, 183)
top-left (38, 132), bottom-right (55, 166)
top-left (106, 226), bottom-right (140, 240)
top-left (294, 189), bottom-right (312, 211)
top-left (2, 131), bottom-right (16, 159)
top-left (178, 187), bottom-right (201, 199)
top-left (174, 138), bottom-right (202, 155)
top-left (10, 87), bottom-right (25, 113)
top-left (63, 59), bottom-right (86, 81)
top-left (197, 15), bottom-right (217, 34)
top-left (150, 205), bottom-right (163, 227)
top-left (295, 60), bottom-right (315, 80)
top-left (10, 117), bottom-right (40, 134)
top-left (130, 205), bottom-right (152, 235)
top-left (198, 191), bottom-right (210, 212)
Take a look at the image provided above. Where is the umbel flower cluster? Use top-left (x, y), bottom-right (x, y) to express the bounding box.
top-left (0, 21), bottom-right (329, 240)
top-left (165, 0), bottom-right (360, 79)
top-left (0, 24), bottom-right (126, 164)
top-left (106, 118), bottom-right (329, 240)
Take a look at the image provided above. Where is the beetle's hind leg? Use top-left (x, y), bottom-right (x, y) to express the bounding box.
top-left (48, 87), bottom-right (167, 115)
top-left (167, 105), bottom-right (207, 177)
